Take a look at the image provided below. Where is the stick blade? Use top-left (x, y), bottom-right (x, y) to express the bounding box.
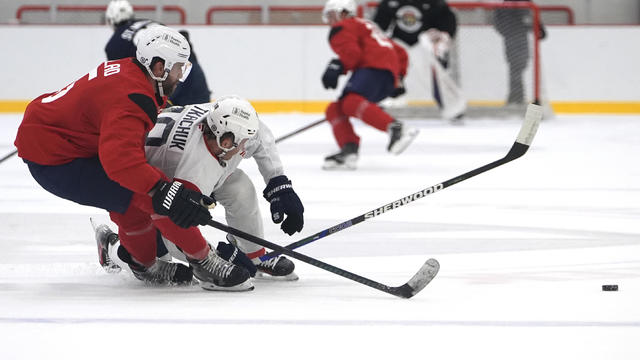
top-left (516, 103), bottom-right (543, 146)
top-left (391, 258), bottom-right (440, 299)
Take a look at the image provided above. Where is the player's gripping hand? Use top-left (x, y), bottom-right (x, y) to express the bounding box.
top-left (151, 180), bottom-right (214, 228)
top-left (390, 77), bottom-right (406, 98)
top-left (322, 58), bottom-right (344, 89)
top-left (263, 175), bottom-right (304, 236)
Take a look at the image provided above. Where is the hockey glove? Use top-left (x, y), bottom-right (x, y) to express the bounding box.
top-left (390, 77), bottom-right (406, 98)
top-left (322, 59), bottom-right (344, 89)
top-left (151, 180), bottom-right (214, 228)
top-left (263, 175), bottom-right (304, 236)
top-left (216, 241), bottom-right (257, 277)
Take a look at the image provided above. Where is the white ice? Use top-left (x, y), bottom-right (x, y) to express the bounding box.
top-left (1, 112), bottom-right (639, 359)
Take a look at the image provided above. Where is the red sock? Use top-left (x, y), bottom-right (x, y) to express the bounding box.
top-left (326, 101), bottom-right (359, 148)
top-left (153, 217), bottom-right (209, 260)
top-left (341, 93), bottom-right (393, 132)
top-left (110, 207), bottom-right (157, 267)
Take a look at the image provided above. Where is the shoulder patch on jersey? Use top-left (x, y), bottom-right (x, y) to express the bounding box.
top-left (128, 93), bottom-right (158, 124)
top-left (329, 26), bottom-right (344, 41)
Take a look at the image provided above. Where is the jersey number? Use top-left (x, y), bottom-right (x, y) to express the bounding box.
top-left (362, 19), bottom-right (394, 49)
top-left (41, 62), bottom-right (122, 104)
top-left (145, 117), bottom-right (176, 147)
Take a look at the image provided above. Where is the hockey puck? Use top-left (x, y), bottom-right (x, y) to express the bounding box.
top-left (602, 285), bottom-right (618, 291)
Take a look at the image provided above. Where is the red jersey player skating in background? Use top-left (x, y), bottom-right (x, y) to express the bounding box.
top-left (321, 0), bottom-right (419, 170)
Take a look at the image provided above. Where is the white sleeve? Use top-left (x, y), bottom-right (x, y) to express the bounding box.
top-left (243, 119), bottom-right (284, 185)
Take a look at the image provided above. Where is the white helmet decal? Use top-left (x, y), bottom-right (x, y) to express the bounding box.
top-left (206, 96), bottom-right (259, 151)
top-left (105, 0), bottom-right (134, 28)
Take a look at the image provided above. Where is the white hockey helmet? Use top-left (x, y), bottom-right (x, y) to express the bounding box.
top-left (105, 0), bottom-right (134, 28)
top-left (206, 96), bottom-right (259, 151)
top-left (322, 0), bottom-right (357, 23)
top-left (135, 26), bottom-right (191, 82)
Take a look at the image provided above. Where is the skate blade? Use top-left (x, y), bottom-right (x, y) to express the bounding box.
top-left (102, 264), bottom-right (122, 274)
top-left (389, 128), bottom-right (419, 155)
top-left (199, 279), bottom-right (255, 292)
top-left (255, 271), bottom-right (299, 282)
top-left (322, 160), bottom-right (357, 171)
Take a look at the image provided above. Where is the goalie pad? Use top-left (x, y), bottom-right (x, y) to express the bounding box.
top-left (418, 32), bottom-right (466, 120)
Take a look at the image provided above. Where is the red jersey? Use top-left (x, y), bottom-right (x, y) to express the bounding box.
top-left (15, 58), bottom-right (165, 194)
top-left (329, 17), bottom-right (408, 80)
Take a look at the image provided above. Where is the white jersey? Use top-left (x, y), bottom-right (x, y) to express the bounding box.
top-left (145, 104), bottom-right (284, 195)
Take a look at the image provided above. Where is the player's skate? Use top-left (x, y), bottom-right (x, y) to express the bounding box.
top-left (387, 121), bottom-right (419, 155)
top-left (110, 244), bottom-right (193, 285)
top-left (322, 142), bottom-right (359, 170)
top-left (188, 247), bottom-right (254, 291)
top-left (91, 218), bottom-right (122, 273)
top-left (256, 255), bottom-right (298, 281)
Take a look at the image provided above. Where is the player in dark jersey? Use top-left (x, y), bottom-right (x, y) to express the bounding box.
top-left (373, 0), bottom-right (457, 48)
top-left (320, 0), bottom-right (418, 170)
top-left (104, 0), bottom-right (211, 106)
top-left (373, 0), bottom-right (464, 119)
top-left (15, 26), bottom-right (250, 290)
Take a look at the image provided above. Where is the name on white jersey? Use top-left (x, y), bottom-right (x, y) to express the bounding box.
top-left (169, 105), bottom-right (209, 150)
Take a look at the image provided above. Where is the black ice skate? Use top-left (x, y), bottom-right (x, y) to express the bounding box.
top-left (118, 246), bottom-right (194, 286)
top-left (256, 255), bottom-right (298, 281)
top-left (188, 248), bottom-right (254, 291)
top-left (322, 142), bottom-right (359, 170)
top-left (91, 218), bottom-right (121, 274)
top-left (387, 121), bottom-right (419, 155)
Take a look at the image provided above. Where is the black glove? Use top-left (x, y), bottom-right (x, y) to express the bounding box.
top-left (390, 78), bottom-right (406, 98)
top-left (216, 241), bottom-right (257, 277)
top-left (263, 175), bottom-right (304, 236)
top-left (151, 180), bottom-right (213, 228)
top-left (322, 59), bottom-right (344, 89)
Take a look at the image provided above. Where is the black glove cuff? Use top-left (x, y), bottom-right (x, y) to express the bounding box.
top-left (328, 58), bottom-right (344, 73)
top-left (263, 175), bottom-right (293, 202)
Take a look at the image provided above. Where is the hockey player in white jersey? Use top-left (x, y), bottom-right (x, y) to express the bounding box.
top-left (96, 96), bottom-right (304, 286)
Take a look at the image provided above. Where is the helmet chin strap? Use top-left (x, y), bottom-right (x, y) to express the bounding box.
top-left (155, 80), bottom-right (165, 98)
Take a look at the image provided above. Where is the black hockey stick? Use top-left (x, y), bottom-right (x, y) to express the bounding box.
top-left (0, 149), bottom-right (17, 164)
top-left (275, 118), bottom-right (326, 144)
top-left (261, 103), bottom-right (542, 261)
top-left (207, 219), bottom-right (439, 299)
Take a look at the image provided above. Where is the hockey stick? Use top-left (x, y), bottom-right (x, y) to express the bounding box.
top-left (275, 118), bottom-right (326, 144)
top-left (261, 103), bottom-right (542, 261)
top-left (0, 149), bottom-right (17, 164)
top-left (207, 219), bottom-right (439, 299)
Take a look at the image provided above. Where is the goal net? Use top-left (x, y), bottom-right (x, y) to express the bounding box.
top-left (366, 1), bottom-right (550, 118)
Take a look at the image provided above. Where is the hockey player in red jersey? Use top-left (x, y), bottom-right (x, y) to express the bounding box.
top-left (96, 96), bottom-right (304, 286)
top-left (14, 26), bottom-right (251, 290)
top-left (321, 0), bottom-right (419, 170)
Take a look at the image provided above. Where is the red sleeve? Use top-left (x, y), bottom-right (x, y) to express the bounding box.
top-left (329, 21), bottom-right (363, 72)
top-left (393, 41), bottom-right (409, 79)
top-left (174, 178), bottom-right (202, 193)
top-left (99, 101), bottom-right (163, 194)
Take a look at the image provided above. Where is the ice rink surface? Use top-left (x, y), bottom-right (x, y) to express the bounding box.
top-left (1, 111), bottom-right (639, 359)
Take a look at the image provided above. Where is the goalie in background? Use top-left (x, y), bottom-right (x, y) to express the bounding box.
top-left (373, 0), bottom-right (465, 120)
top-left (493, 0), bottom-right (547, 106)
top-left (104, 0), bottom-right (211, 106)
top-left (321, 0), bottom-right (419, 171)
top-left (96, 96), bottom-right (304, 288)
